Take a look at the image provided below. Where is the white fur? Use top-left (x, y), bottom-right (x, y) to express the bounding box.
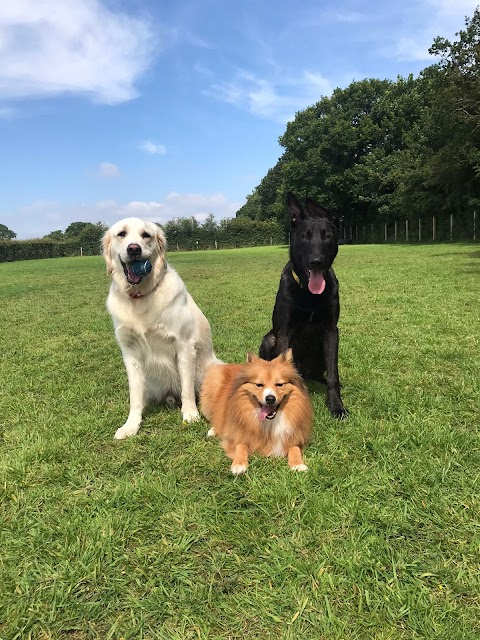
top-left (231, 463), bottom-right (248, 475)
top-left (266, 412), bottom-right (293, 457)
top-left (103, 217), bottom-right (218, 439)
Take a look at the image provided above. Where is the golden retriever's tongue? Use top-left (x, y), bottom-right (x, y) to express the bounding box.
top-left (126, 265), bottom-right (142, 285)
top-left (308, 270), bottom-right (326, 294)
top-left (259, 405), bottom-right (270, 422)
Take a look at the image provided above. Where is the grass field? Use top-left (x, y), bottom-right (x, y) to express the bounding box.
top-left (1, 243), bottom-right (479, 640)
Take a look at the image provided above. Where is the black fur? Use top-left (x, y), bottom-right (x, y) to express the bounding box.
top-left (259, 192), bottom-right (348, 418)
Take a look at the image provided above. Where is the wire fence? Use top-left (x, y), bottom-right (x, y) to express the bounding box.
top-left (341, 212), bottom-right (477, 244)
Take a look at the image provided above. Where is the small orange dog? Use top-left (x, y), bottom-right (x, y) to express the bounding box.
top-left (201, 350), bottom-right (312, 474)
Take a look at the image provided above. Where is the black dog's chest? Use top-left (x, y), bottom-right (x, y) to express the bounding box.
top-left (291, 298), bottom-right (328, 324)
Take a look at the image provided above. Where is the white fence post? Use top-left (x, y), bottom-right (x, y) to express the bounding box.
top-left (405, 219), bottom-right (409, 242)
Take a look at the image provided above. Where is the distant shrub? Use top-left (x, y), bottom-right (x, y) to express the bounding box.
top-left (0, 240), bottom-right (100, 262)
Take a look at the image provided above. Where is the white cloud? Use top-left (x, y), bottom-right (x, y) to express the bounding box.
top-left (98, 162), bottom-right (120, 178)
top-left (139, 140), bottom-right (167, 155)
top-left (0, 0), bottom-right (156, 104)
top-left (162, 192), bottom-right (240, 221)
top-left (204, 68), bottom-right (332, 123)
top-left (6, 193), bottom-right (243, 239)
top-left (392, 0), bottom-right (479, 61)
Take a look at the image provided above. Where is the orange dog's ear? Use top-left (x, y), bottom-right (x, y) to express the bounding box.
top-left (102, 230), bottom-right (114, 274)
top-left (155, 225), bottom-right (166, 255)
top-left (276, 349), bottom-right (294, 364)
top-left (246, 352), bottom-right (259, 363)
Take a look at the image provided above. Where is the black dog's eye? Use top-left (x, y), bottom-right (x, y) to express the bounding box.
top-left (324, 233), bottom-right (332, 240)
top-left (302, 230), bottom-right (312, 241)
top-left (141, 232), bottom-right (151, 239)
top-left (117, 231), bottom-right (127, 237)
top-left (255, 383), bottom-right (264, 388)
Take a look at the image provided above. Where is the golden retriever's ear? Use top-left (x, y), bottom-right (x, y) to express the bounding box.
top-left (102, 230), bottom-right (114, 274)
top-left (155, 225), bottom-right (166, 255)
top-left (246, 352), bottom-right (259, 363)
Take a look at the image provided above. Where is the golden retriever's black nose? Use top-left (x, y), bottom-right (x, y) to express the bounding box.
top-left (127, 243), bottom-right (142, 257)
top-left (265, 394), bottom-right (276, 405)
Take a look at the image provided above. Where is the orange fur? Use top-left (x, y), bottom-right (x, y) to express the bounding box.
top-left (201, 350), bottom-right (312, 474)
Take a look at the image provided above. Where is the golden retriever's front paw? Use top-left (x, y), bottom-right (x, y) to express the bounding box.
top-left (114, 424), bottom-right (140, 440)
top-left (206, 427), bottom-right (216, 438)
top-left (230, 463), bottom-right (248, 475)
top-left (181, 409), bottom-right (200, 424)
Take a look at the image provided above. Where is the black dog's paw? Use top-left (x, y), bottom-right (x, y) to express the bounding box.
top-left (330, 406), bottom-right (349, 420)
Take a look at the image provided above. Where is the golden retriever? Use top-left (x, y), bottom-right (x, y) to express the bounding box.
top-left (102, 217), bottom-right (217, 439)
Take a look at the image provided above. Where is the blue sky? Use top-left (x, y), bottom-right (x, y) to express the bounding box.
top-left (0, 0), bottom-right (478, 239)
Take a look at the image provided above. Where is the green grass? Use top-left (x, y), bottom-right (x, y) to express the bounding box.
top-left (1, 244), bottom-right (479, 639)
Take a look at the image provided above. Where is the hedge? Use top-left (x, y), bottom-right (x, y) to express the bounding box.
top-left (0, 240), bottom-right (100, 263)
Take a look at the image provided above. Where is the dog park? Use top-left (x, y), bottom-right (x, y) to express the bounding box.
top-left (1, 242), bottom-right (479, 639)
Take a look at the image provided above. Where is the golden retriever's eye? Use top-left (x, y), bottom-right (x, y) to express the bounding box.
top-left (255, 383), bottom-right (264, 388)
top-left (276, 382), bottom-right (285, 387)
top-left (117, 231), bottom-right (127, 237)
top-left (141, 232), bottom-right (151, 239)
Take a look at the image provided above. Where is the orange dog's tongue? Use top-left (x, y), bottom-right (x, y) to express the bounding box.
top-left (308, 270), bottom-right (326, 294)
top-left (259, 405), bottom-right (270, 422)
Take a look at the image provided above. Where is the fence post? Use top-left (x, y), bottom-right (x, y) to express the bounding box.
top-left (80, 247), bottom-right (83, 256)
top-left (432, 216), bottom-right (436, 241)
top-left (384, 223), bottom-right (387, 242)
top-left (405, 219), bottom-right (409, 243)
top-left (418, 218), bottom-right (422, 243)
top-left (474, 211), bottom-right (477, 242)
top-left (450, 214), bottom-right (453, 242)
top-left (394, 221), bottom-right (397, 242)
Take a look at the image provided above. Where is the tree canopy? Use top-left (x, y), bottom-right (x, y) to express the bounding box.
top-left (237, 9), bottom-right (480, 237)
top-left (0, 224), bottom-right (16, 240)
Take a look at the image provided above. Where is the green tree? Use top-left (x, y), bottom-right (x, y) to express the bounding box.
top-left (0, 224), bottom-right (16, 239)
top-left (64, 221), bottom-right (90, 238)
top-left (77, 222), bottom-right (108, 247)
top-left (44, 230), bottom-right (64, 241)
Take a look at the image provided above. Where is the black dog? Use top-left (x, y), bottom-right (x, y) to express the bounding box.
top-left (259, 192), bottom-right (348, 418)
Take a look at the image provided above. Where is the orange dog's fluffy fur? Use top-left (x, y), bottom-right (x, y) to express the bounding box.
top-left (201, 350), bottom-right (312, 474)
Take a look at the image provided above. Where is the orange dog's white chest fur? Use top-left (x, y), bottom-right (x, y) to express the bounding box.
top-left (201, 350), bottom-right (312, 474)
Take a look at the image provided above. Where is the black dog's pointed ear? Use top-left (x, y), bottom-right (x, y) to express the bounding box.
top-left (287, 192), bottom-right (305, 226)
top-left (305, 197), bottom-right (331, 219)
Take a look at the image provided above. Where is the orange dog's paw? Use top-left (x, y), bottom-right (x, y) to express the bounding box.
top-left (290, 463), bottom-right (308, 472)
top-left (230, 463), bottom-right (248, 475)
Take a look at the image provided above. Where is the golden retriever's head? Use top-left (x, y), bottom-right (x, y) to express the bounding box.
top-left (102, 218), bottom-right (166, 293)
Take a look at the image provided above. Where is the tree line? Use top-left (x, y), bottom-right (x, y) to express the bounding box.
top-left (236, 9), bottom-right (480, 240)
top-left (0, 216), bottom-right (284, 262)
